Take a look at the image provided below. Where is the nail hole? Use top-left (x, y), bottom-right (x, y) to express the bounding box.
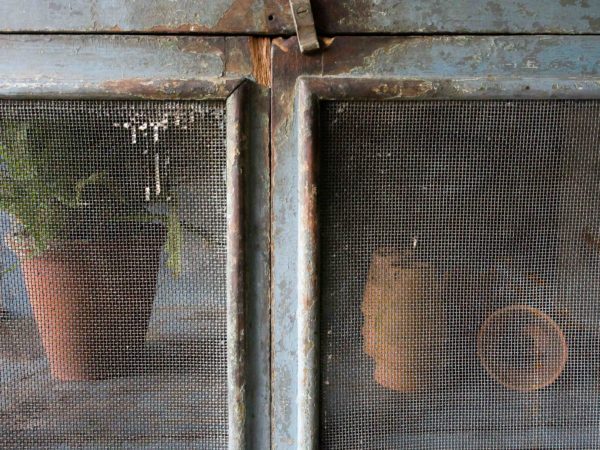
top-left (268, 14), bottom-right (274, 21)
top-left (524, 85), bottom-right (530, 90)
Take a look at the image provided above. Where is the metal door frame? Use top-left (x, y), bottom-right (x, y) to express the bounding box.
top-left (271, 35), bottom-right (600, 449)
top-left (0, 34), bottom-right (271, 450)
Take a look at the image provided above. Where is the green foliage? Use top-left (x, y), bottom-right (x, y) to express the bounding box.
top-left (0, 122), bottom-right (182, 276)
top-left (0, 123), bottom-right (78, 253)
top-left (166, 197), bottom-right (182, 276)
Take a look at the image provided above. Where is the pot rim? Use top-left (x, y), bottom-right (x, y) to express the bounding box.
top-left (477, 303), bottom-right (568, 392)
top-left (5, 222), bottom-right (167, 255)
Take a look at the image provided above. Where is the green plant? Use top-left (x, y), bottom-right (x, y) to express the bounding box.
top-left (0, 122), bottom-right (182, 276)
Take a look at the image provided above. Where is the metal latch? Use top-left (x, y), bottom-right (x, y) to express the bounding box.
top-left (289, 0), bottom-right (319, 53)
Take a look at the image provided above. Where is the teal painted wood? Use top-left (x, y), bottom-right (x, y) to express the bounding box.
top-left (0, 0), bottom-right (290, 33)
top-left (0, 35), bottom-right (259, 99)
top-left (0, 0), bottom-right (599, 34)
top-left (313, 0), bottom-right (600, 34)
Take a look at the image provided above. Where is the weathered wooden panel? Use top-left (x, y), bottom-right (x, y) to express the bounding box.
top-left (0, 0), bottom-right (291, 33)
top-left (0, 0), bottom-right (599, 34)
top-left (313, 0), bottom-right (600, 34)
top-left (0, 35), bottom-right (259, 98)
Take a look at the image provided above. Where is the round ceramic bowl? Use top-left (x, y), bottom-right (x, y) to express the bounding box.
top-left (477, 304), bottom-right (567, 392)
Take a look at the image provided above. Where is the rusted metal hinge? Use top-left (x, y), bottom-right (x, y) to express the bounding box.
top-left (289, 0), bottom-right (319, 53)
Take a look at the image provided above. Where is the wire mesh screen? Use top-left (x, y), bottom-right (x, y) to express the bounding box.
top-left (318, 100), bottom-right (600, 449)
top-left (0, 100), bottom-right (228, 448)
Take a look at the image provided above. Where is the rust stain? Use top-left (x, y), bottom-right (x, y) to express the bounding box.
top-left (176, 37), bottom-right (224, 55)
top-left (272, 37), bottom-right (291, 53)
top-left (321, 36), bottom-right (335, 48)
top-left (312, 0), bottom-right (374, 32)
top-left (147, 23), bottom-right (206, 33)
top-left (100, 78), bottom-right (230, 99)
top-left (371, 80), bottom-right (433, 98)
top-left (213, 0), bottom-right (257, 29)
top-left (250, 37), bottom-right (272, 87)
top-left (224, 37), bottom-right (254, 77)
top-left (147, 0), bottom-right (261, 33)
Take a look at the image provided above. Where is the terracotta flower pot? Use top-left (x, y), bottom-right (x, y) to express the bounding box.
top-left (362, 247), bottom-right (446, 392)
top-left (477, 304), bottom-right (568, 392)
top-left (7, 223), bottom-right (166, 381)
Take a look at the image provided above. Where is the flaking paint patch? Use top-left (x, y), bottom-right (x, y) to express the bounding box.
top-left (583, 14), bottom-right (600, 30)
top-left (487, 1), bottom-right (503, 16)
top-left (349, 36), bottom-right (600, 78)
top-left (323, 0), bottom-right (600, 33)
top-left (0, 36), bottom-right (225, 85)
top-left (371, 80), bottom-right (434, 98)
top-left (0, 0), bottom-right (294, 33)
top-left (561, 0), bottom-right (590, 6)
top-left (125, 0), bottom-right (237, 29)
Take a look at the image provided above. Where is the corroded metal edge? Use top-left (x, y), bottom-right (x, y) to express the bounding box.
top-left (0, 0), bottom-right (599, 34)
top-left (226, 83), bottom-right (248, 450)
top-left (225, 79), bottom-right (272, 450)
top-left (0, 78), bottom-right (244, 101)
top-left (271, 36), bottom-right (322, 450)
top-left (0, 35), bottom-right (259, 100)
top-left (296, 78), bottom-right (319, 450)
top-left (242, 82), bottom-right (272, 450)
top-left (299, 76), bottom-right (600, 101)
top-left (289, 0), bottom-right (320, 53)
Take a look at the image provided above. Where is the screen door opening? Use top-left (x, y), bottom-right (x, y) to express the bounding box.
top-left (0, 100), bottom-right (228, 448)
top-left (319, 100), bottom-right (600, 449)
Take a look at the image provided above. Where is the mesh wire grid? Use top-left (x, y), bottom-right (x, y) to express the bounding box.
top-left (318, 100), bottom-right (600, 449)
top-left (0, 100), bottom-right (228, 448)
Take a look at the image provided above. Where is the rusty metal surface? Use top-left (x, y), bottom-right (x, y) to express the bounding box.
top-left (0, 0), bottom-right (291, 33)
top-left (241, 82), bottom-right (272, 450)
top-left (301, 77), bottom-right (600, 101)
top-left (1, 0), bottom-right (599, 33)
top-left (227, 84), bottom-right (248, 450)
top-left (226, 37), bottom-right (257, 80)
top-left (271, 37), bottom-right (322, 449)
top-left (289, 0), bottom-right (320, 53)
top-left (225, 81), bottom-right (271, 450)
top-left (312, 0), bottom-right (600, 34)
top-left (315, 36), bottom-right (600, 79)
top-left (296, 79), bottom-right (320, 449)
top-left (270, 35), bottom-right (600, 450)
top-left (0, 35), bottom-right (271, 100)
